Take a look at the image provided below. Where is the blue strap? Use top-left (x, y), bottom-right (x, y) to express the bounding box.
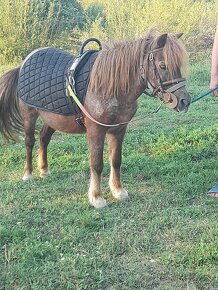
top-left (191, 86), bottom-right (218, 103)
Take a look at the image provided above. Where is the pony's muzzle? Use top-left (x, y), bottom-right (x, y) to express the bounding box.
top-left (177, 93), bottom-right (191, 112)
top-left (162, 92), bottom-right (178, 109)
top-left (162, 91), bottom-right (191, 112)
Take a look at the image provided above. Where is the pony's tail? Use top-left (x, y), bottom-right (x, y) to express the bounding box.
top-left (0, 67), bottom-right (23, 141)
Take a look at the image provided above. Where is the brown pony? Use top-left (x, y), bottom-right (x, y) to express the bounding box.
top-left (0, 28), bottom-right (191, 208)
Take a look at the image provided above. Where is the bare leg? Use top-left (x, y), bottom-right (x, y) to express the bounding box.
top-left (108, 126), bottom-right (128, 200)
top-left (38, 124), bottom-right (55, 178)
top-left (22, 109), bottom-right (39, 181)
top-left (86, 124), bottom-right (107, 208)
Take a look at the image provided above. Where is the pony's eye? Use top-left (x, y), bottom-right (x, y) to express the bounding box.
top-left (159, 61), bottom-right (166, 70)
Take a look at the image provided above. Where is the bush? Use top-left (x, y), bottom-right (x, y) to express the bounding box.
top-left (0, 0), bottom-right (86, 63)
top-left (81, 0), bottom-right (217, 53)
top-left (0, 0), bottom-right (217, 63)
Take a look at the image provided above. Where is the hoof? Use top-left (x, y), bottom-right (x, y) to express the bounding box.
top-left (111, 188), bottom-right (129, 201)
top-left (22, 174), bottom-right (33, 181)
top-left (40, 169), bottom-right (50, 178)
top-left (89, 197), bottom-right (107, 209)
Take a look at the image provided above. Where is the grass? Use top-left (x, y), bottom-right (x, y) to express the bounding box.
top-left (0, 59), bottom-right (218, 290)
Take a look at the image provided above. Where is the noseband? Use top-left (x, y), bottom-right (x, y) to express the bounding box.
top-left (143, 47), bottom-right (186, 108)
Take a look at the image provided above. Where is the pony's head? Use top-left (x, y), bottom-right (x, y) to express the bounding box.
top-left (89, 28), bottom-right (191, 112)
top-left (145, 32), bottom-right (191, 112)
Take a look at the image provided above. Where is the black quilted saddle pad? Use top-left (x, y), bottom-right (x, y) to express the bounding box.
top-left (18, 47), bottom-right (98, 116)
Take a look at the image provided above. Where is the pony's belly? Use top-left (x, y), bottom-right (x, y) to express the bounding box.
top-left (38, 110), bottom-right (86, 134)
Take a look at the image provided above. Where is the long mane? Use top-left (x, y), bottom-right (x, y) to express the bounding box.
top-left (88, 28), bottom-right (188, 98)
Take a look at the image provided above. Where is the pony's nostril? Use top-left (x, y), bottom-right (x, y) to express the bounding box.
top-left (180, 98), bottom-right (189, 107)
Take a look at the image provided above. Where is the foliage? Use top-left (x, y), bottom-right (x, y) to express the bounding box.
top-left (0, 57), bottom-right (218, 290)
top-left (0, 0), bottom-right (218, 63)
top-left (0, 0), bottom-right (217, 63)
top-left (81, 0), bottom-right (218, 52)
top-left (0, 0), bottom-right (86, 63)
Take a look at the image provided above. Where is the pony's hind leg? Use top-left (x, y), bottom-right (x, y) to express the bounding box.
top-left (21, 105), bottom-right (39, 181)
top-left (87, 124), bottom-right (107, 208)
top-left (38, 124), bottom-right (55, 178)
top-left (108, 126), bottom-right (129, 200)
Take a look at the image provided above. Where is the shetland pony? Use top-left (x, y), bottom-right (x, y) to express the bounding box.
top-left (0, 28), bottom-right (191, 208)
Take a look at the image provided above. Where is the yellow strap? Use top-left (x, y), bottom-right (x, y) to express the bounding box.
top-left (67, 84), bottom-right (130, 127)
top-left (67, 84), bottom-right (83, 108)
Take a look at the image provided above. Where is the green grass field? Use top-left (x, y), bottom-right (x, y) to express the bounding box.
top-left (0, 59), bottom-right (218, 290)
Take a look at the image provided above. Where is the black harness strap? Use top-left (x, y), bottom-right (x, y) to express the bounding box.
top-left (67, 38), bottom-right (102, 127)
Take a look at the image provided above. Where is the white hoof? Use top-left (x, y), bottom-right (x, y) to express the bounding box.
top-left (40, 169), bottom-right (50, 178)
top-left (89, 196), bottom-right (107, 209)
top-left (22, 174), bottom-right (33, 181)
top-left (111, 188), bottom-right (129, 200)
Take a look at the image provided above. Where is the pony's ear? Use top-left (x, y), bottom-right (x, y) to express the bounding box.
top-left (175, 32), bottom-right (183, 39)
top-left (156, 33), bottom-right (168, 48)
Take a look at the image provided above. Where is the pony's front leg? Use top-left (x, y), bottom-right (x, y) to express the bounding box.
top-left (108, 126), bottom-right (129, 201)
top-left (87, 124), bottom-right (107, 208)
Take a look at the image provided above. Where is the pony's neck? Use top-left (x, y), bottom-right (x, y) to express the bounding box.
top-left (88, 37), bottom-right (151, 99)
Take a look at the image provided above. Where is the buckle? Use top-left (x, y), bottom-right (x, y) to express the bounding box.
top-left (149, 53), bottom-right (154, 61)
top-left (75, 114), bottom-right (84, 127)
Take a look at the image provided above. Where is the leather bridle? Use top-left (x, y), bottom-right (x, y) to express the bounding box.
top-left (143, 47), bottom-right (186, 107)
